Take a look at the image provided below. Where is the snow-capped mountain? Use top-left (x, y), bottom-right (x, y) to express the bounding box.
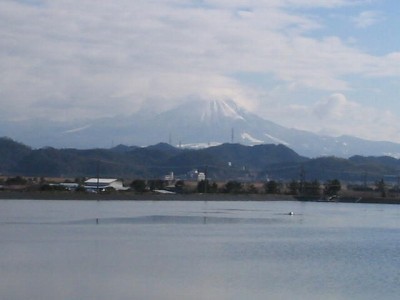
top-left (130, 99), bottom-right (400, 157)
top-left (4, 98), bottom-right (400, 158)
top-left (123, 99), bottom-right (400, 158)
top-left (102, 98), bottom-right (400, 158)
top-left (128, 99), bottom-right (293, 148)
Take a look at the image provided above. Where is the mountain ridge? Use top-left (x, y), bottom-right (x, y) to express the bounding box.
top-left (2, 99), bottom-right (400, 158)
top-left (1, 137), bottom-right (400, 183)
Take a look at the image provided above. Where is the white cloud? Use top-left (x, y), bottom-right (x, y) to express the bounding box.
top-left (284, 0), bottom-right (364, 8)
top-left (313, 93), bottom-right (359, 119)
top-left (353, 10), bottom-right (384, 28)
top-left (0, 0), bottom-right (399, 143)
top-left (263, 93), bottom-right (400, 143)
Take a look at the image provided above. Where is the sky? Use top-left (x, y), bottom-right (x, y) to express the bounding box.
top-left (1, 0), bottom-right (400, 144)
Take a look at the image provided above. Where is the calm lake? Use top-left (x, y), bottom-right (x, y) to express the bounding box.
top-left (0, 200), bottom-right (399, 300)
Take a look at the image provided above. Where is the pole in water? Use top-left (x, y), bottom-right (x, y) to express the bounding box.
top-left (96, 218), bottom-right (99, 224)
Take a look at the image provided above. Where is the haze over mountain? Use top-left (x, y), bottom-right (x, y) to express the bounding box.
top-left (3, 99), bottom-right (400, 158)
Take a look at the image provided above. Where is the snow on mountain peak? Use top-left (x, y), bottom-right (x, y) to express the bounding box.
top-left (200, 99), bottom-right (245, 122)
top-left (264, 133), bottom-right (290, 146)
top-left (241, 132), bottom-right (264, 144)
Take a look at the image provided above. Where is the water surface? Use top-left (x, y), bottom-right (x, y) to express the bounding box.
top-left (0, 200), bottom-right (399, 300)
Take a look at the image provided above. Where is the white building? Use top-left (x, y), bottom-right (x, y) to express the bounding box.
top-left (164, 172), bottom-right (174, 181)
top-left (197, 172), bottom-right (206, 181)
top-left (84, 178), bottom-right (126, 192)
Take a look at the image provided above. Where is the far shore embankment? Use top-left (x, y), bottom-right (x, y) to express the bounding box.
top-left (0, 191), bottom-right (294, 201)
top-left (1, 191), bottom-right (400, 204)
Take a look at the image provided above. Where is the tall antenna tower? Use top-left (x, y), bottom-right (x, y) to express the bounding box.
top-left (231, 128), bottom-right (234, 143)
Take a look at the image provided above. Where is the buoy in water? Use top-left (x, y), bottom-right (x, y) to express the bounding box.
top-left (288, 212), bottom-right (294, 215)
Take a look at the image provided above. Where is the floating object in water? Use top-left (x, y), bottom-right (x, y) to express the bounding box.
top-left (288, 212), bottom-right (294, 215)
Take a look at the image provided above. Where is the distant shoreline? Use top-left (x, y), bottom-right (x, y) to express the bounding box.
top-left (1, 191), bottom-right (400, 204)
top-left (0, 191), bottom-right (293, 201)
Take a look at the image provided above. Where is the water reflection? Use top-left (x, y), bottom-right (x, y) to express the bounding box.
top-left (66, 215), bottom-right (287, 225)
top-left (0, 200), bottom-right (399, 300)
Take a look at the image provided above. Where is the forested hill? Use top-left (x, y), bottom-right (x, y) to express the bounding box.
top-left (1, 137), bottom-right (400, 182)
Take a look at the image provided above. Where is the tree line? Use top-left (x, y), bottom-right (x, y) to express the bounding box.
top-left (2, 175), bottom-right (397, 198)
top-left (130, 178), bottom-right (342, 196)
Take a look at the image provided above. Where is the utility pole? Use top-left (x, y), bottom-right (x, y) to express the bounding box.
top-left (204, 165), bottom-right (208, 193)
top-left (299, 165), bottom-right (305, 195)
top-left (96, 160), bottom-right (100, 197)
top-left (363, 172), bottom-right (368, 190)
